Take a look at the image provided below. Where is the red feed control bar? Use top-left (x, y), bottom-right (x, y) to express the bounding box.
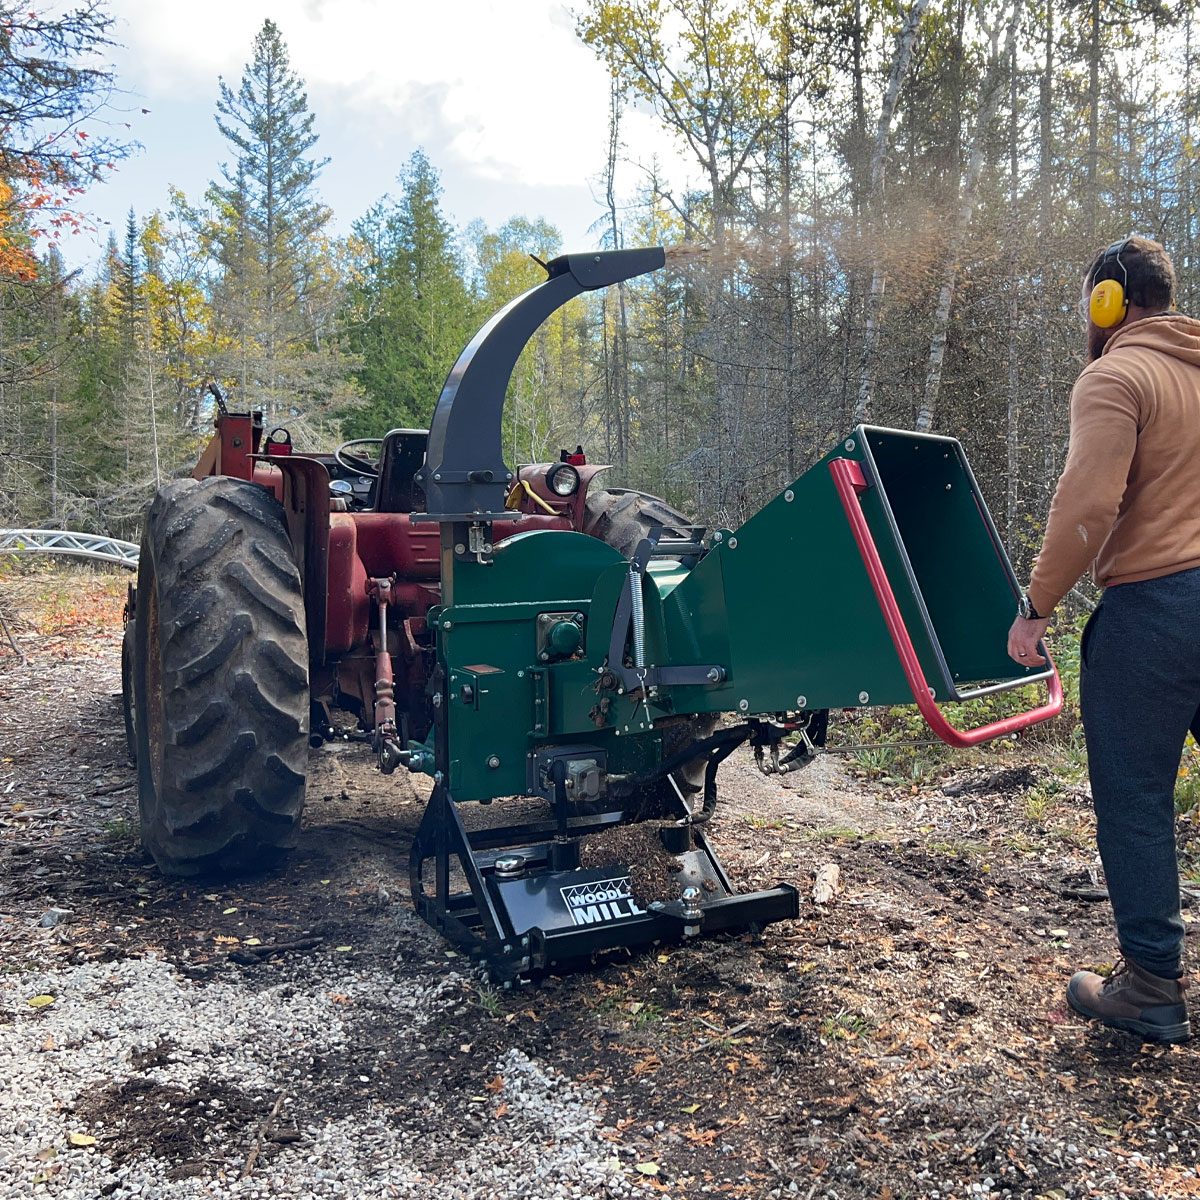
top-left (829, 458), bottom-right (1063, 748)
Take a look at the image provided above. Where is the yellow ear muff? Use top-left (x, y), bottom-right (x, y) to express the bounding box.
top-left (1090, 278), bottom-right (1128, 328)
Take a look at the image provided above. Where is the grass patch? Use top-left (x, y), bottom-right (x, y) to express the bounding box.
top-left (820, 1010), bottom-right (876, 1041)
top-left (103, 816), bottom-right (138, 843)
top-left (802, 825), bottom-right (863, 843)
top-left (743, 815), bottom-right (785, 831)
top-left (1176, 738), bottom-right (1200, 816)
top-left (474, 984), bottom-right (505, 1017)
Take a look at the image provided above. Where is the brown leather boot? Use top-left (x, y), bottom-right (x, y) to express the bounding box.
top-left (1067, 958), bottom-right (1191, 1044)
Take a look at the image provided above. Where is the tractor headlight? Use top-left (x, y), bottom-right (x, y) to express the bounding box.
top-left (546, 464), bottom-right (580, 497)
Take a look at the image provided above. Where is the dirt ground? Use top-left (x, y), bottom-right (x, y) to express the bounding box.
top-left (2, 570), bottom-right (1200, 1198)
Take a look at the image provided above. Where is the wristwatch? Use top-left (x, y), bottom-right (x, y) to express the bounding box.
top-left (1017, 593), bottom-right (1043, 621)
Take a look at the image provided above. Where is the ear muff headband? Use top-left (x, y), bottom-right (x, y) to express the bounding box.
top-left (1089, 238), bottom-right (1131, 328)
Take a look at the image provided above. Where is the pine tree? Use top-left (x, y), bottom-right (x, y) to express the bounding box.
top-left (341, 150), bottom-right (475, 436)
top-left (207, 18), bottom-right (335, 419)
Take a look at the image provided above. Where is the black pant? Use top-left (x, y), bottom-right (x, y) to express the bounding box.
top-left (1080, 566), bottom-right (1200, 979)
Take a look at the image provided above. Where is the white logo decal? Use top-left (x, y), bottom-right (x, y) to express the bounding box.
top-left (560, 876), bottom-right (645, 927)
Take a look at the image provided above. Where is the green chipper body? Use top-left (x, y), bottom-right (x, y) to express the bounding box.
top-left (406, 248), bottom-right (1062, 980)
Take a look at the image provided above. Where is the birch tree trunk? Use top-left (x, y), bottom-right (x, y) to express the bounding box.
top-left (915, 0), bottom-right (1022, 432)
top-left (605, 77), bottom-right (631, 468)
top-left (854, 0), bottom-right (932, 423)
top-left (1038, 0), bottom-right (1056, 498)
top-left (1005, 33), bottom-right (1020, 537)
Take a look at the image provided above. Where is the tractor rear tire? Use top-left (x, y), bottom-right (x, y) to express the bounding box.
top-left (121, 624), bottom-right (137, 765)
top-left (582, 487), bottom-right (694, 559)
top-left (585, 485), bottom-right (715, 818)
top-left (133, 476), bottom-right (309, 877)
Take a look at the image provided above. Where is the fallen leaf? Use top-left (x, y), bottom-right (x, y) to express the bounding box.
top-left (243, 937), bottom-right (261, 946)
top-left (485, 1075), bottom-right (505, 1093)
top-left (40, 1036), bottom-right (56, 1051)
top-left (214, 935), bottom-right (239, 944)
top-left (203, 894), bottom-right (220, 901)
top-left (222, 907), bottom-right (237, 915)
top-left (494, 1102), bottom-right (509, 1118)
top-left (680, 1103), bottom-right (700, 1114)
top-left (67, 1133), bottom-right (96, 1147)
top-left (635, 1162), bottom-right (660, 1176)
top-left (35, 1146), bottom-right (56, 1162)
top-left (334, 945), bottom-right (352, 952)
top-left (26, 994), bottom-right (55, 1008)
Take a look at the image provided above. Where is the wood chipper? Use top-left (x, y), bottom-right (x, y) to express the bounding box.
top-left (122, 246), bottom-right (1062, 980)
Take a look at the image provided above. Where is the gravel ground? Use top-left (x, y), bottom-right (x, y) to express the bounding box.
top-left (3, 568), bottom-right (1200, 1199)
top-left (1, 936), bottom-right (629, 1199)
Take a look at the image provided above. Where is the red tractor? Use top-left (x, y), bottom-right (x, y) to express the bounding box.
top-left (121, 252), bottom-right (701, 876)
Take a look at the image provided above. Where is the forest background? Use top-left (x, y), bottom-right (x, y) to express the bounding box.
top-left (0, 0), bottom-right (1191, 591)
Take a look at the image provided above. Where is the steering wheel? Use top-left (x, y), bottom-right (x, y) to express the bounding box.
top-left (334, 438), bottom-right (383, 478)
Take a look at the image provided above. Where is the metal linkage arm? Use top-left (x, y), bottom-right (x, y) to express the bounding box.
top-left (417, 248), bottom-right (666, 520)
top-left (604, 529), bottom-right (726, 692)
top-left (829, 458), bottom-right (1063, 748)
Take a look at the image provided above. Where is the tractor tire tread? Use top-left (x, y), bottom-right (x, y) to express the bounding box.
top-left (582, 487), bottom-right (694, 560)
top-left (134, 475), bottom-right (308, 877)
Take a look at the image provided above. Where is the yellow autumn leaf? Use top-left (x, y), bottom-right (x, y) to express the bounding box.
top-left (635, 1162), bottom-right (660, 1176)
top-left (67, 1133), bottom-right (96, 1147)
top-left (680, 1103), bottom-right (700, 1114)
top-left (222, 907), bottom-right (237, 915)
top-left (243, 937), bottom-right (261, 946)
top-left (26, 994), bottom-right (56, 1008)
top-left (334, 945), bottom-right (352, 952)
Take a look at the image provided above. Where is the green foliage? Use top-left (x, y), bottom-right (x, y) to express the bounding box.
top-left (819, 1010), bottom-right (876, 1041)
top-left (340, 151), bottom-right (477, 436)
top-left (1177, 734), bottom-right (1200, 817)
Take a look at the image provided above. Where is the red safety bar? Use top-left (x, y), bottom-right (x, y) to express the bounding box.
top-left (829, 457), bottom-right (1063, 748)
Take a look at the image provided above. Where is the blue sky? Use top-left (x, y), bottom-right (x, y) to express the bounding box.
top-left (57, 0), bottom-right (685, 272)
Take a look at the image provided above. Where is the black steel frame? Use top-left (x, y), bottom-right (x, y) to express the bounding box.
top-left (408, 782), bottom-right (799, 982)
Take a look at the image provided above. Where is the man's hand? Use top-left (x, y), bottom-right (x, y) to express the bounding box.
top-left (1007, 616), bottom-right (1050, 667)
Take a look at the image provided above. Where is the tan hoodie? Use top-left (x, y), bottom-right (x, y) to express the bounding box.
top-left (1027, 313), bottom-right (1200, 614)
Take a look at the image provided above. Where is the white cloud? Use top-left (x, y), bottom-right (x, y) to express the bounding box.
top-left (53, 0), bottom-right (699, 269)
top-left (110, 0), bottom-right (688, 191)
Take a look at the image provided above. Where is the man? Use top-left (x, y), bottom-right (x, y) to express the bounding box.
top-left (1007, 235), bottom-right (1200, 1045)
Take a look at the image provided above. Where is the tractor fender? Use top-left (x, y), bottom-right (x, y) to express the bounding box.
top-left (515, 461), bottom-right (611, 530)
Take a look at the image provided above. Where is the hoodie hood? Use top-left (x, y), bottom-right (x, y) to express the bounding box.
top-left (1103, 312), bottom-right (1200, 367)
